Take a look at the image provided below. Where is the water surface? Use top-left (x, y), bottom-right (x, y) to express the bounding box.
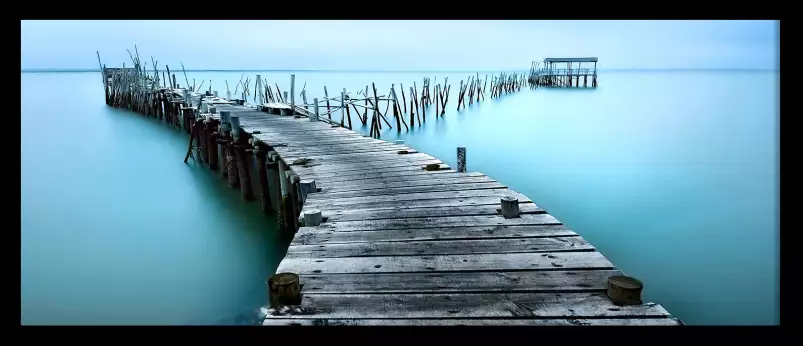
top-left (21, 70), bottom-right (779, 325)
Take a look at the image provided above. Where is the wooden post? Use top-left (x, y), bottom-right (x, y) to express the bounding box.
top-left (606, 275), bottom-right (643, 306)
top-left (290, 74), bottom-right (295, 115)
top-left (394, 140), bottom-right (404, 144)
top-left (312, 98), bottom-right (319, 122)
top-left (266, 152), bottom-right (281, 213)
top-left (267, 272), bottom-right (303, 308)
top-left (500, 196), bottom-right (519, 218)
top-left (299, 179), bottom-right (317, 204)
top-left (303, 209), bottom-right (323, 227)
top-left (253, 146), bottom-right (272, 212)
top-left (278, 159), bottom-right (293, 233)
top-left (256, 75), bottom-right (264, 104)
top-left (457, 146), bottom-right (466, 172)
top-left (230, 113), bottom-right (242, 140)
top-left (206, 120), bottom-right (219, 170)
top-left (234, 138), bottom-right (254, 201)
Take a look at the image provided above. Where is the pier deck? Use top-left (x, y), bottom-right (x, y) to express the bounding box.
top-left (201, 105), bottom-right (681, 326)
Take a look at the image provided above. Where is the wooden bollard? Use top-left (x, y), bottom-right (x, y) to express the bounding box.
top-left (299, 179), bottom-right (317, 204)
top-left (253, 148), bottom-right (272, 213)
top-left (303, 209), bottom-right (323, 227)
top-left (500, 196), bottom-right (520, 218)
top-left (425, 163), bottom-right (440, 171)
top-left (267, 272), bottom-right (303, 308)
top-left (457, 146), bottom-right (466, 172)
top-left (607, 275), bottom-right (643, 306)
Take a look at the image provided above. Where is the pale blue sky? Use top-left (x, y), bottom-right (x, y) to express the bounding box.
top-left (21, 20), bottom-right (778, 71)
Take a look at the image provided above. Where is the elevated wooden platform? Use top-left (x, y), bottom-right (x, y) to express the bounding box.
top-left (198, 104), bottom-right (681, 326)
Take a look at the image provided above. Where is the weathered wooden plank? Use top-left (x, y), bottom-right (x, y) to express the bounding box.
top-left (319, 175), bottom-right (496, 194)
top-left (273, 144), bottom-right (412, 156)
top-left (303, 188), bottom-right (528, 210)
top-left (290, 158), bottom-right (443, 174)
top-left (279, 147), bottom-right (420, 160)
top-left (261, 292), bottom-right (669, 319)
top-left (304, 195), bottom-right (530, 215)
top-left (276, 251), bottom-right (612, 274)
top-left (299, 168), bottom-right (456, 184)
top-left (311, 172), bottom-right (485, 190)
top-left (309, 213), bottom-right (561, 232)
top-left (286, 236), bottom-right (592, 258)
top-left (308, 202), bottom-right (542, 223)
top-left (291, 162), bottom-right (449, 177)
top-left (263, 317), bottom-right (683, 326)
top-left (290, 152), bottom-right (435, 165)
top-left (307, 182), bottom-right (505, 200)
top-left (283, 152), bottom-right (437, 166)
top-left (297, 269), bottom-right (621, 294)
top-left (292, 225), bottom-right (576, 246)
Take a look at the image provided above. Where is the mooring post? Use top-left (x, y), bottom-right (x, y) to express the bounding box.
top-left (253, 143), bottom-right (272, 213)
top-left (606, 275), bottom-right (644, 306)
top-left (283, 91), bottom-right (288, 104)
top-left (312, 98), bottom-right (319, 122)
top-left (290, 74), bottom-right (296, 116)
top-left (303, 209), bottom-right (323, 227)
top-left (500, 196), bottom-right (520, 218)
top-left (299, 179), bottom-right (317, 204)
top-left (267, 272), bottom-right (303, 308)
top-left (457, 146), bottom-right (466, 172)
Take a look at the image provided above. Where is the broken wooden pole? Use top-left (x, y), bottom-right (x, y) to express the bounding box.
top-left (500, 196), bottom-right (520, 218)
top-left (312, 98), bottom-right (319, 122)
top-left (290, 74), bottom-right (295, 115)
top-left (457, 146), bottom-right (466, 172)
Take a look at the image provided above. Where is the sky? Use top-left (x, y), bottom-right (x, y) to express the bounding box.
top-left (21, 20), bottom-right (779, 71)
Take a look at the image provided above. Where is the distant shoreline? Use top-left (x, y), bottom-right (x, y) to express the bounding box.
top-left (20, 68), bottom-right (777, 73)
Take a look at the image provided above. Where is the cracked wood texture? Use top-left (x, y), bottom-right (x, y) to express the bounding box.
top-left (204, 106), bottom-right (680, 326)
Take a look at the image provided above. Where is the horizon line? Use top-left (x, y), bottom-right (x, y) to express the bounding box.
top-left (20, 67), bottom-right (778, 73)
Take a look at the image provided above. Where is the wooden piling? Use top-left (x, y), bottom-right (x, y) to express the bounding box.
top-left (253, 146), bottom-right (272, 213)
top-left (299, 179), bottom-right (317, 204)
top-left (457, 147), bottom-right (466, 172)
top-left (267, 272), bottom-right (303, 308)
top-left (266, 151), bottom-right (281, 213)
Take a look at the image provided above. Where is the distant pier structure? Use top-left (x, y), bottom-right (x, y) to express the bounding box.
top-left (528, 57), bottom-right (598, 89)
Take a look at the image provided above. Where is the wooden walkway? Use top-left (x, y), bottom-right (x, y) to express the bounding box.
top-left (202, 104), bottom-right (681, 326)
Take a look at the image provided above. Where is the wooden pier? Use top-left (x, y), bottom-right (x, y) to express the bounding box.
top-left (187, 102), bottom-right (680, 326)
top-left (96, 50), bottom-right (680, 326)
top-left (529, 57), bottom-right (599, 88)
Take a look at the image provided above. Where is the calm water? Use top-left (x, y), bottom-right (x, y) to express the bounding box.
top-left (21, 70), bottom-right (779, 325)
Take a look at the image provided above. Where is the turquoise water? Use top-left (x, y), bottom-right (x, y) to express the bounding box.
top-left (21, 70), bottom-right (779, 325)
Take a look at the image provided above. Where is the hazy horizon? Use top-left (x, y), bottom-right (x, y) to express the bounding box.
top-left (21, 20), bottom-right (779, 71)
